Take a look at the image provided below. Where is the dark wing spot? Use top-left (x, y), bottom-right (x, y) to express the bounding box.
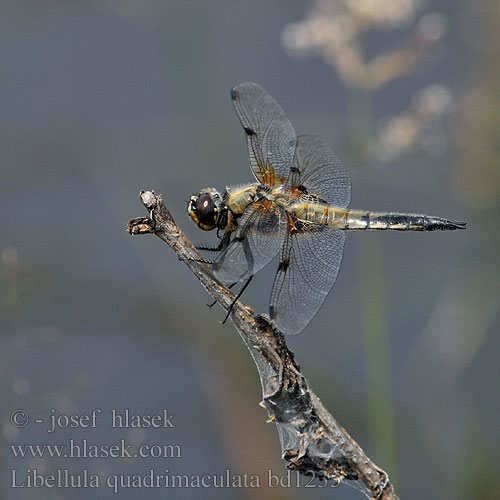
top-left (244, 126), bottom-right (255, 136)
top-left (277, 257), bottom-right (290, 272)
top-left (290, 166), bottom-right (300, 174)
top-left (269, 305), bottom-right (276, 319)
top-left (297, 184), bottom-right (308, 194)
top-left (289, 219), bottom-right (307, 236)
top-left (230, 88), bottom-right (238, 101)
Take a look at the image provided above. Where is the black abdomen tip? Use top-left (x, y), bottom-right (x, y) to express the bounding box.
top-left (426, 218), bottom-right (467, 230)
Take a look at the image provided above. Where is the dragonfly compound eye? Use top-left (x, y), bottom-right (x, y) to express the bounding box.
top-left (189, 192), bottom-right (219, 230)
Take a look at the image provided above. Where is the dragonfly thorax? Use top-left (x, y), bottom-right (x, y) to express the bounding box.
top-left (226, 183), bottom-right (261, 215)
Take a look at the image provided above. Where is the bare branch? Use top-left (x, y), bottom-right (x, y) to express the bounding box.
top-left (128, 190), bottom-right (399, 500)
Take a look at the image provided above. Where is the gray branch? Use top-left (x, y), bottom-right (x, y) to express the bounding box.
top-left (127, 190), bottom-right (399, 500)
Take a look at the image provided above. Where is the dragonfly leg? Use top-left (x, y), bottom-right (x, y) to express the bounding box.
top-left (180, 237), bottom-right (229, 264)
top-left (219, 276), bottom-right (253, 324)
top-left (207, 282), bottom-right (237, 308)
top-left (196, 232), bottom-right (231, 252)
top-left (195, 244), bottom-right (221, 252)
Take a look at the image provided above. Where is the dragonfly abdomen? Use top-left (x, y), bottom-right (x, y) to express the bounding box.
top-left (344, 210), bottom-right (466, 231)
top-left (293, 203), bottom-right (466, 231)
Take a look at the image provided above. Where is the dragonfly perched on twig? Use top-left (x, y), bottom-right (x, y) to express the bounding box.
top-left (188, 82), bottom-right (465, 335)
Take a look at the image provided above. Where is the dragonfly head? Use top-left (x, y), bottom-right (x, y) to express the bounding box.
top-left (188, 188), bottom-right (224, 231)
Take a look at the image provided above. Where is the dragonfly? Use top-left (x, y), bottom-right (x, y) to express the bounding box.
top-left (188, 82), bottom-right (466, 335)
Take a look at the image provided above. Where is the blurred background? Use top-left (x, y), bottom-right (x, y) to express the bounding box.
top-left (1, 1), bottom-right (499, 499)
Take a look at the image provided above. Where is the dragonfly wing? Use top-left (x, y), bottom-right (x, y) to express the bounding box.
top-left (213, 201), bottom-right (287, 283)
top-left (269, 221), bottom-right (346, 335)
top-left (289, 135), bottom-right (351, 208)
top-left (231, 82), bottom-right (297, 186)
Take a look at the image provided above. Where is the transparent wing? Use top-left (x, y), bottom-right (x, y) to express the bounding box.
top-left (231, 82), bottom-right (297, 186)
top-left (213, 201), bottom-right (287, 283)
top-left (288, 135), bottom-right (351, 208)
top-left (269, 221), bottom-right (346, 335)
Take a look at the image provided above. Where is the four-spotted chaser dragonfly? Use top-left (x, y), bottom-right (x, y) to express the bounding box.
top-left (188, 82), bottom-right (465, 335)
